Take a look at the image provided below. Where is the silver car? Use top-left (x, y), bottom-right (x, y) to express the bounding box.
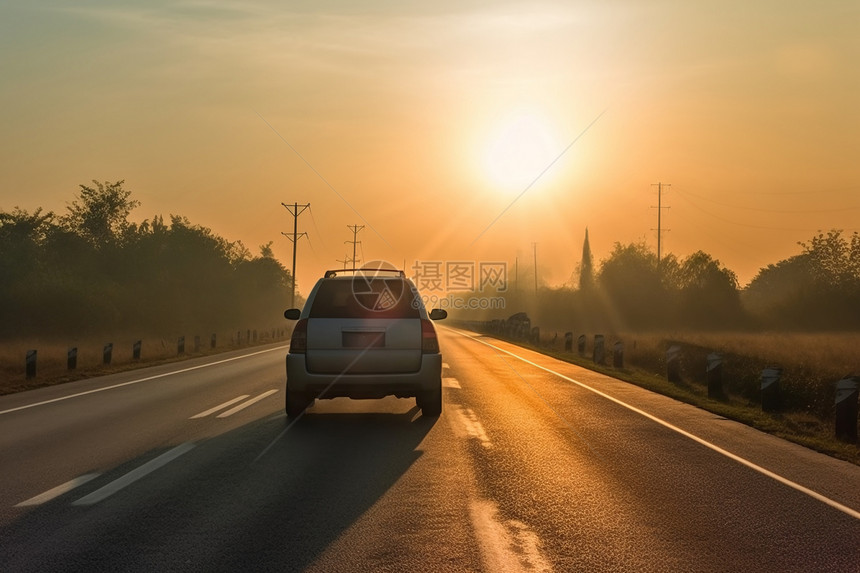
top-left (283, 268), bottom-right (447, 419)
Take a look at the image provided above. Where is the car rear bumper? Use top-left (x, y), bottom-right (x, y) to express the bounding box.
top-left (286, 353), bottom-right (442, 399)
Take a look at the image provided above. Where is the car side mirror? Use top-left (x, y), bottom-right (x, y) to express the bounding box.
top-left (429, 308), bottom-right (447, 321)
top-left (284, 308), bottom-right (301, 320)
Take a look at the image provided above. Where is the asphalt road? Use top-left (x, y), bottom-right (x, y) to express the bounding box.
top-left (1, 327), bottom-right (858, 572)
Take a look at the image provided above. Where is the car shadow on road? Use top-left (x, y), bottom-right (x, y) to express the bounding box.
top-left (0, 402), bottom-right (438, 572)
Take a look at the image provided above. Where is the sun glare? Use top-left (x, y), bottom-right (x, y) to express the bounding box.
top-left (481, 113), bottom-right (560, 191)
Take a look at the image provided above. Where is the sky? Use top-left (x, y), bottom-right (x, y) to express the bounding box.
top-left (1, 0), bottom-right (859, 294)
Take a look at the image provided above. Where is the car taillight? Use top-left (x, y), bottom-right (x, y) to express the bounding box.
top-left (421, 319), bottom-right (439, 354)
top-left (290, 318), bottom-right (308, 353)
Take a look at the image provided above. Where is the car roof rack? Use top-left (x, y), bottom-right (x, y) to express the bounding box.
top-left (324, 268), bottom-right (406, 278)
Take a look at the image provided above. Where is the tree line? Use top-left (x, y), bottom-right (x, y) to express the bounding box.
top-left (0, 180), bottom-right (294, 339)
top-left (463, 228), bottom-right (860, 332)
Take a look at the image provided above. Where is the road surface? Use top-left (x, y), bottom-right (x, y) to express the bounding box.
top-left (1, 327), bottom-right (858, 572)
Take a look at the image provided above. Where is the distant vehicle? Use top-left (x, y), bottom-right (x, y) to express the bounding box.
top-left (283, 268), bottom-right (447, 419)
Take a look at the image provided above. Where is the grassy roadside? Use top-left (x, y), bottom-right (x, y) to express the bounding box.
top-left (0, 332), bottom-right (291, 396)
top-left (476, 331), bottom-right (860, 467)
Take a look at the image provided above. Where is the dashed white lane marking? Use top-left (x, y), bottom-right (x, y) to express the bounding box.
top-left (190, 395), bottom-right (250, 419)
top-left (446, 327), bottom-right (860, 522)
top-left (216, 389), bottom-right (278, 418)
top-left (442, 362), bottom-right (451, 369)
top-left (15, 474), bottom-right (100, 507)
top-left (469, 498), bottom-right (553, 573)
top-left (453, 406), bottom-right (492, 448)
top-left (72, 442), bottom-right (195, 506)
top-left (443, 377), bottom-right (461, 389)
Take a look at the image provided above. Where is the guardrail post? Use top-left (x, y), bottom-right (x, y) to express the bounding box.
top-left (133, 340), bottom-right (142, 360)
top-left (26, 350), bottom-right (37, 379)
top-left (577, 335), bottom-right (586, 356)
top-left (564, 332), bottom-right (573, 352)
top-left (613, 341), bottom-right (624, 368)
top-left (666, 345), bottom-right (681, 383)
top-left (103, 343), bottom-right (113, 365)
top-left (835, 376), bottom-right (858, 443)
top-left (707, 352), bottom-right (724, 399)
top-left (178, 336), bottom-right (185, 355)
top-left (211, 333), bottom-right (217, 349)
top-left (68, 347), bottom-right (78, 370)
top-left (593, 335), bottom-right (605, 365)
top-left (761, 366), bottom-right (782, 412)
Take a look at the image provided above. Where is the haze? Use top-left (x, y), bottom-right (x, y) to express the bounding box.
top-left (2, 1), bottom-right (858, 292)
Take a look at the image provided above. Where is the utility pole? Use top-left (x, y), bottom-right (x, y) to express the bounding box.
top-left (651, 182), bottom-right (671, 263)
top-left (281, 202), bottom-right (310, 307)
top-left (533, 242), bottom-right (538, 293)
top-left (515, 257), bottom-right (519, 293)
top-left (336, 254), bottom-right (353, 270)
top-left (346, 224), bottom-right (365, 271)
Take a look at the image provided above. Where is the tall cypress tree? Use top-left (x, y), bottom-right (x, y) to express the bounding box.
top-left (580, 227), bottom-right (594, 291)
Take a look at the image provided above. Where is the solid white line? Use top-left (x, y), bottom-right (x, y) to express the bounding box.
top-left (447, 327), bottom-right (860, 521)
top-left (15, 473), bottom-right (100, 507)
top-left (190, 395), bottom-right (250, 419)
top-left (72, 442), bottom-right (195, 506)
top-left (217, 389), bottom-right (279, 418)
top-left (0, 346), bottom-right (288, 416)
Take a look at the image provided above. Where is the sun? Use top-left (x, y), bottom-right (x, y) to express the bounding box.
top-left (481, 112), bottom-right (560, 191)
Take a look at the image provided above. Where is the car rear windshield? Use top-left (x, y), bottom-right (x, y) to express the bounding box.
top-left (309, 278), bottom-right (421, 319)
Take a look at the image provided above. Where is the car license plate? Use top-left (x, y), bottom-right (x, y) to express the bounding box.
top-left (342, 331), bottom-right (385, 348)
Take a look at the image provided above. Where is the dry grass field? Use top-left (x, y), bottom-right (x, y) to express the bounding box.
top-left (0, 327), bottom-right (289, 395)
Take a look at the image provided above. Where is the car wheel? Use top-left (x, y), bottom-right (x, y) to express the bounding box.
top-left (420, 383), bottom-right (442, 417)
top-left (285, 389), bottom-right (308, 419)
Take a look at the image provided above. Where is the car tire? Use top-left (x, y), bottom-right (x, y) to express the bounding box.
top-left (420, 383), bottom-right (442, 417)
top-left (285, 389), bottom-right (308, 419)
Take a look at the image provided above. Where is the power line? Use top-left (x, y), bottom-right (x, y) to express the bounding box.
top-left (281, 202), bottom-right (310, 307)
top-left (675, 188), bottom-right (860, 214)
top-left (675, 192), bottom-right (860, 233)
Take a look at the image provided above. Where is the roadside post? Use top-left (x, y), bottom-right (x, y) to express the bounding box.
top-left (666, 345), bottom-right (681, 383)
top-left (707, 353), bottom-right (724, 399)
top-left (26, 350), bottom-right (36, 379)
top-left (613, 341), bottom-right (624, 369)
top-left (761, 366), bottom-right (782, 412)
top-left (103, 343), bottom-right (113, 365)
top-left (835, 376), bottom-right (858, 443)
top-left (68, 347), bottom-right (77, 370)
top-left (577, 335), bottom-right (586, 356)
top-left (593, 334), bottom-right (605, 365)
top-left (564, 332), bottom-right (573, 352)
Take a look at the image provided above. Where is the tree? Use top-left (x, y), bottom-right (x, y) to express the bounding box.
top-left (676, 251), bottom-right (743, 327)
top-left (579, 227), bottom-right (594, 291)
top-left (62, 180), bottom-right (139, 248)
top-left (743, 230), bottom-right (860, 329)
top-left (597, 242), bottom-right (669, 329)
